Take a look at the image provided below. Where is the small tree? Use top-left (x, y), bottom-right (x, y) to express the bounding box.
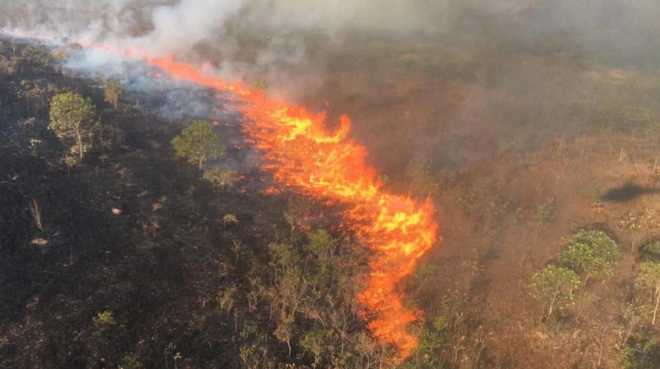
top-left (557, 230), bottom-right (620, 284)
top-left (21, 43), bottom-right (53, 70)
top-left (641, 241), bottom-right (660, 262)
top-left (635, 261), bottom-right (660, 325)
top-left (104, 79), bottom-right (123, 110)
top-left (171, 120), bottom-right (224, 169)
top-left (529, 265), bottom-right (581, 319)
top-left (536, 198), bottom-right (555, 225)
top-left (49, 92), bottom-right (97, 160)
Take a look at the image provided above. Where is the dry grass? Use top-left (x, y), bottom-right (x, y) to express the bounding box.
top-left (28, 198), bottom-right (43, 232)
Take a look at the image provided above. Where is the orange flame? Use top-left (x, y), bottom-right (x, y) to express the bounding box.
top-left (4, 31), bottom-right (440, 362)
top-left (146, 58), bottom-right (440, 362)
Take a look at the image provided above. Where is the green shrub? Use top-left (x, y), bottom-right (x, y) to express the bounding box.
top-left (536, 198), bottom-right (555, 224)
top-left (557, 230), bottom-right (620, 283)
top-left (641, 241), bottom-right (660, 261)
top-left (92, 311), bottom-right (116, 327)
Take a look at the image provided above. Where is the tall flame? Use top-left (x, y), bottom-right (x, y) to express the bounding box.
top-left (5, 31), bottom-right (440, 362)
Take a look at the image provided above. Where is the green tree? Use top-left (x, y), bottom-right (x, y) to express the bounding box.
top-left (641, 241), bottom-right (660, 262)
top-left (635, 261), bottom-right (660, 325)
top-left (529, 265), bottom-right (581, 319)
top-left (103, 79), bottom-right (123, 110)
top-left (49, 92), bottom-right (97, 160)
top-left (558, 230), bottom-right (620, 284)
top-left (536, 198), bottom-right (555, 224)
top-left (624, 327), bottom-right (660, 369)
top-left (399, 317), bottom-right (448, 369)
top-left (171, 120), bottom-right (224, 169)
top-left (21, 43), bottom-right (53, 70)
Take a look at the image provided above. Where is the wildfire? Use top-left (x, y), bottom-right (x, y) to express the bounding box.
top-left (4, 30), bottom-right (440, 362)
top-left (147, 57), bottom-right (439, 363)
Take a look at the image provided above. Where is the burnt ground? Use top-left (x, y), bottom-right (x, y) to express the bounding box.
top-left (0, 51), bottom-right (314, 368)
top-left (5, 31), bottom-right (660, 369)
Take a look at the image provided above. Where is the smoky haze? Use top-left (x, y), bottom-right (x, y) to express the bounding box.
top-left (2, 1), bottom-right (660, 68)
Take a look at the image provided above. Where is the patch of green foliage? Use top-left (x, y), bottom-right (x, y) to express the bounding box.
top-left (528, 265), bottom-right (581, 319)
top-left (641, 241), bottom-right (660, 262)
top-left (634, 261), bottom-right (660, 325)
top-left (21, 43), bottom-right (53, 70)
top-left (119, 353), bottom-right (144, 369)
top-left (48, 92), bottom-right (97, 160)
top-left (624, 327), bottom-right (660, 369)
top-left (92, 311), bottom-right (116, 327)
top-left (171, 120), bottom-right (224, 170)
top-left (536, 198), bottom-right (555, 225)
top-left (557, 230), bottom-right (620, 283)
top-left (104, 79), bottom-right (123, 110)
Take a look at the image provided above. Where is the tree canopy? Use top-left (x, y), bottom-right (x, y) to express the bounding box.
top-left (635, 261), bottom-right (660, 325)
top-left (529, 265), bottom-right (581, 319)
top-left (21, 43), bottom-right (53, 70)
top-left (171, 120), bottom-right (224, 169)
top-left (103, 80), bottom-right (123, 110)
top-left (557, 230), bottom-right (620, 284)
top-left (48, 92), bottom-right (97, 160)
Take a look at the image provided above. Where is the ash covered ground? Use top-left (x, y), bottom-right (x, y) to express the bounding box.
top-left (4, 1), bottom-right (660, 369)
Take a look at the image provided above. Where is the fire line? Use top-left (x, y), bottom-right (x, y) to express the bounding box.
top-left (4, 30), bottom-right (440, 362)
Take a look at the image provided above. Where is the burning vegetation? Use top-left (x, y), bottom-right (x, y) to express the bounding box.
top-left (6, 1), bottom-right (660, 369)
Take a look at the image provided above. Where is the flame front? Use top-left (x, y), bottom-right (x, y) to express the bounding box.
top-left (6, 31), bottom-right (440, 362)
top-left (148, 58), bottom-right (440, 361)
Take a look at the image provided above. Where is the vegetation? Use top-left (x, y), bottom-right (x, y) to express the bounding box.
top-left (635, 262), bottom-right (660, 325)
top-left (171, 120), bottom-right (224, 169)
top-left (52, 46), bottom-right (68, 60)
top-left (48, 91), bottom-right (97, 160)
top-left (92, 311), bottom-right (117, 327)
top-left (20, 43), bottom-right (53, 70)
top-left (641, 241), bottom-right (660, 262)
top-left (203, 166), bottom-right (239, 190)
top-left (6, 10), bottom-right (660, 369)
top-left (536, 198), bottom-right (555, 224)
top-left (103, 79), bottom-right (123, 110)
top-left (557, 230), bottom-right (620, 284)
top-left (529, 265), bottom-right (581, 319)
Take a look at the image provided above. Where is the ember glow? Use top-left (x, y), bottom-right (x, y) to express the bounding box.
top-left (5, 31), bottom-right (440, 362)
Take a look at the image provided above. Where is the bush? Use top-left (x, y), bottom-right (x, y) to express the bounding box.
top-left (171, 120), bottom-right (224, 169)
top-left (536, 198), bottom-right (555, 224)
top-left (49, 92), bottom-right (97, 160)
top-left (641, 241), bottom-right (660, 262)
top-left (557, 229), bottom-right (620, 283)
top-left (92, 311), bottom-right (116, 327)
top-left (528, 265), bottom-right (581, 319)
top-left (21, 43), bottom-right (53, 70)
